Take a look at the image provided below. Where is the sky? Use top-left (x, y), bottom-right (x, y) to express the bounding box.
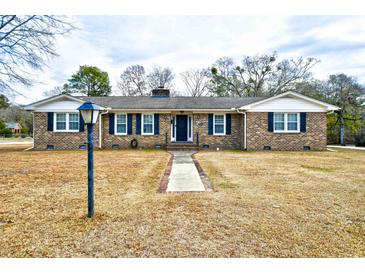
top-left (13, 15), bottom-right (365, 104)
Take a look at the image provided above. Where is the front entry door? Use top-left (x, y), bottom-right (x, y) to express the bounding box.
top-left (176, 115), bottom-right (188, 142)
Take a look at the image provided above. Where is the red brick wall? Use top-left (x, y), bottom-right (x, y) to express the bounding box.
top-left (33, 112), bottom-right (99, 150)
top-left (101, 113), bottom-right (171, 149)
top-left (246, 112), bottom-right (327, 151)
top-left (33, 111), bottom-right (327, 151)
top-left (193, 113), bottom-right (243, 150)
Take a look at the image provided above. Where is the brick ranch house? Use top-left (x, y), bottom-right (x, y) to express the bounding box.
top-left (25, 88), bottom-right (339, 151)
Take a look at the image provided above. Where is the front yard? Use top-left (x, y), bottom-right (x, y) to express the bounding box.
top-left (0, 146), bottom-right (364, 257)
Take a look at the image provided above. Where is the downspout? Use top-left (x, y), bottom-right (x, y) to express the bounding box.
top-left (28, 112), bottom-right (35, 150)
top-left (236, 109), bottom-right (247, 150)
top-left (24, 110), bottom-right (35, 151)
top-left (99, 110), bottom-right (109, 149)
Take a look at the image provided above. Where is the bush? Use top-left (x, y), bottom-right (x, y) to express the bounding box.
top-left (0, 128), bottom-right (13, 137)
top-left (354, 133), bottom-right (365, 147)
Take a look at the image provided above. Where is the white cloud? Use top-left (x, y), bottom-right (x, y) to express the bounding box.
top-left (13, 15), bottom-right (365, 104)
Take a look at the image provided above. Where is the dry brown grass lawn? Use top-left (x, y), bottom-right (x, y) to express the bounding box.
top-left (0, 146), bottom-right (364, 257)
top-left (196, 149), bottom-right (365, 257)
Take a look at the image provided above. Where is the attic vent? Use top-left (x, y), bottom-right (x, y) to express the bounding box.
top-left (151, 87), bottom-right (170, 97)
top-left (47, 145), bottom-right (54, 150)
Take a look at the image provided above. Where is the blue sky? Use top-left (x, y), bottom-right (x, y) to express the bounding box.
top-left (16, 15), bottom-right (365, 104)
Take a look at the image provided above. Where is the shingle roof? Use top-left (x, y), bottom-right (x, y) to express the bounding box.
top-left (76, 96), bottom-right (266, 110)
top-left (5, 122), bottom-right (18, 129)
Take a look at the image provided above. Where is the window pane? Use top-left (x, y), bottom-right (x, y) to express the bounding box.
top-left (274, 113), bottom-right (284, 122)
top-left (116, 114), bottom-right (127, 133)
top-left (56, 122), bottom-right (66, 130)
top-left (69, 122), bottom-right (79, 130)
top-left (68, 114), bottom-right (79, 130)
top-left (287, 113), bottom-right (297, 122)
top-left (214, 115), bottom-right (224, 124)
top-left (215, 124), bottom-right (224, 134)
top-left (69, 113), bottom-right (79, 122)
top-left (143, 115), bottom-right (153, 134)
top-left (117, 124), bottom-right (126, 133)
top-left (144, 114), bottom-right (153, 124)
top-left (56, 113), bottom-right (66, 122)
top-left (143, 124), bottom-right (153, 133)
top-left (274, 122), bottom-right (284, 131)
top-left (117, 114), bottom-right (126, 124)
top-left (288, 122), bottom-right (298, 131)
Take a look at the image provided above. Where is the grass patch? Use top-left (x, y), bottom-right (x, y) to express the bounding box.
top-left (195, 150), bottom-right (365, 257)
top-left (0, 146), bottom-right (364, 257)
top-left (301, 164), bottom-right (334, 172)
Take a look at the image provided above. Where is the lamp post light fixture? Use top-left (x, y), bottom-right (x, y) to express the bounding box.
top-left (78, 101), bottom-right (103, 218)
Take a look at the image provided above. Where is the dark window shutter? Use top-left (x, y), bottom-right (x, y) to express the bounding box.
top-left (79, 113), bottom-right (85, 132)
top-left (226, 114), bottom-right (231, 135)
top-left (127, 114), bottom-right (133, 135)
top-left (268, 112), bottom-right (274, 132)
top-left (47, 112), bottom-right (54, 131)
top-left (136, 114), bottom-right (141, 135)
top-left (154, 114), bottom-right (160, 135)
top-left (300, 112), bottom-right (307, 132)
top-left (109, 113), bottom-right (115, 135)
top-left (208, 114), bottom-right (213, 135)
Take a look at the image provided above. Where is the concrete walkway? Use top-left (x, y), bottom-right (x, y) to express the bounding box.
top-left (327, 145), bottom-right (365, 151)
top-left (0, 142), bottom-right (33, 145)
top-left (166, 151), bottom-right (205, 192)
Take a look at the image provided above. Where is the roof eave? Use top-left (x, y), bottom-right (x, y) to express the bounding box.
top-left (238, 91), bottom-right (340, 111)
top-left (23, 94), bottom-right (86, 111)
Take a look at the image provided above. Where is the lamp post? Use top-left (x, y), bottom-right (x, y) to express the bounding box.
top-left (78, 101), bottom-right (102, 218)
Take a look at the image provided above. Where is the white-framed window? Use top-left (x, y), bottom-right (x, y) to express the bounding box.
top-left (142, 114), bottom-right (154, 135)
top-left (54, 112), bottom-right (79, 132)
top-left (274, 113), bottom-right (285, 131)
top-left (213, 114), bottom-right (226, 135)
top-left (115, 114), bottom-right (127, 135)
top-left (274, 112), bottom-right (300, 133)
top-left (69, 113), bottom-right (79, 130)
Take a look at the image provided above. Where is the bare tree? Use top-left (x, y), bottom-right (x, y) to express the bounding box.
top-left (0, 15), bottom-right (74, 95)
top-left (210, 53), bottom-right (319, 97)
top-left (118, 65), bottom-right (148, 96)
top-left (147, 65), bottom-right (175, 90)
top-left (180, 68), bottom-right (211, 97)
top-left (0, 103), bottom-right (33, 134)
top-left (42, 85), bottom-right (68, 98)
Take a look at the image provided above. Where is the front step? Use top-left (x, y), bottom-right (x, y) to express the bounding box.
top-left (166, 143), bottom-right (199, 151)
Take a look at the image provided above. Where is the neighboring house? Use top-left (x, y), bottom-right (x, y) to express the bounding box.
top-left (24, 88), bottom-right (339, 151)
top-left (5, 122), bottom-right (22, 134)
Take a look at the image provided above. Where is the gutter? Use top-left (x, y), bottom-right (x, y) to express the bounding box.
top-left (235, 108), bottom-right (247, 150)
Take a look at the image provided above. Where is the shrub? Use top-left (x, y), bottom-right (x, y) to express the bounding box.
top-left (0, 128), bottom-right (13, 137)
top-left (354, 132), bottom-right (365, 147)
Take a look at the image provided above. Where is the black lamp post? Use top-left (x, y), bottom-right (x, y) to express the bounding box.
top-left (78, 101), bottom-right (102, 218)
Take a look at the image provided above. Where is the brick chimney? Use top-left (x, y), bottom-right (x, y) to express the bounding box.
top-left (151, 86), bottom-right (170, 97)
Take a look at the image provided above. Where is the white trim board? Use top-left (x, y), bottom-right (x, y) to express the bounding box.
top-left (24, 94), bottom-right (85, 110)
top-left (239, 91), bottom-right (340, 112)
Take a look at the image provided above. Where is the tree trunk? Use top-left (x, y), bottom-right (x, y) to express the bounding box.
top-left (339, 111), bottom-right (345, 146)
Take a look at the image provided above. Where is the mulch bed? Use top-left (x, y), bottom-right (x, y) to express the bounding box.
top-left (192, 152), bottom-right (214, 192)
